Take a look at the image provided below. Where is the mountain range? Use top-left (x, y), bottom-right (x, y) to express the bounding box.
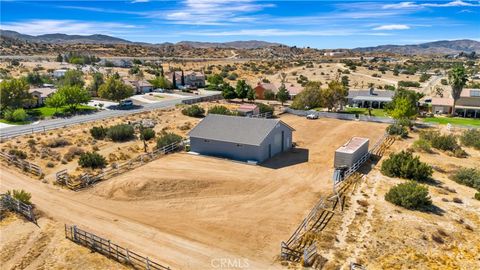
top-left (1, 29), bottom-right (479, 54)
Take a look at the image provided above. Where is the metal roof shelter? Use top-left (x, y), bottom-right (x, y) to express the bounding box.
top-left (188, 114), bottom-right (295, 162)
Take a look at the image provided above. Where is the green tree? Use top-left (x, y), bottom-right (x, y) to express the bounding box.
top-left (25, 72), bottom-right (43, 86)
top-left (222, 84), bottom-right (237, 100)
top-left (98, 77), bottom-right (134, 102)
top-left (341, 75), bottom-right (349, 88)
top-left (291, 81), bottom-right (323, 110)
top-left (149, 76), bottom-right (172, 89)
top-left (327, 80), bottom-right (348, 111)
top-left (0, 78), bottom-right (32, 110)
top-left (207, 74), bottom-right (224, 90)
top-left (57, 85), bottom-right (90, 111)
top-left (45, 92), bottom-right (66, 113)
top-left (247, 86), bottom-right (256, 101)
top-left (385, 89), bottom-right (421, 121)
top-left (276, 84), bottom-right (289, 105)
top-left (88, 72), bottom-right (104, 96)
top-left (235, 80), bottom-right (250, 102)
top-left (448, 65), bottom-right (468, 116)
top-left (385, 182), bottom-right (432, 210)
top-left (56, 54), bottom-right (63, 62)
top-left (59, 70), bottom-right (85, 88)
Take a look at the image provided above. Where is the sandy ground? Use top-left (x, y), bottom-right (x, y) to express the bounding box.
top-left (0, 213), bottom-right (129, 270)
top-left (0, 116), bottom-right (387, 269)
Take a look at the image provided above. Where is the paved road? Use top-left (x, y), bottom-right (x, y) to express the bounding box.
top-left (0, 92), bottom-right (220, 139)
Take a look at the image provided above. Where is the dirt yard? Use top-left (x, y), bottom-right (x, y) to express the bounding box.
top-left (1, 115), bottom-right (387, 269)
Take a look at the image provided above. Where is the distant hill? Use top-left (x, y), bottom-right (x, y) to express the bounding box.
top-left (353, 39), bottom-right (480, 55)
top-left (176, 40), bottom-right (282, 49)
top-left (0, 30), bottom-right (132, 44)
top-left (0, 30), bottom-right (282, 49)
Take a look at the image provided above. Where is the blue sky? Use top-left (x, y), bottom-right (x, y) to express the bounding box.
top-left (1, 0), bottom-right (479, 48)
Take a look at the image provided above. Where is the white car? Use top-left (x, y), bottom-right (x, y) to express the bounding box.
top-left (306, 113), bottom-right (318, 120)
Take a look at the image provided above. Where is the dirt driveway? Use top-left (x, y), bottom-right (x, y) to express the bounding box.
top-left (1, 116), bottom-right (387, 269)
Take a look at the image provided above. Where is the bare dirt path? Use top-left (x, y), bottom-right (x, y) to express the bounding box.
top-left (0, 168), bottom-right (279, 270)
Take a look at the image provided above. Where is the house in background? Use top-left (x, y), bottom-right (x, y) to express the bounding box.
top-left (28, 87), bottom-right (57, 107)
top-left (237, 104), bottom-right (260, 116)
top-left (346, 89), bottom-right (395, 109)
top-left (431, 89), bottom-right (480, 118)
top-left (170, 71), bottom-right (206, 88)
top-left (188, 114), bottom-right (294, 163)
top-left (53, 69), bottom-right (67, 78)
top-left (134, 80), bottom-right (153, 94)
top-left (254, 83), bottom-right (302, 100)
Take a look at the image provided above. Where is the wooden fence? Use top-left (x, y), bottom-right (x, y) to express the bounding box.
top-left (248, 112), bottom-right (272, 118)
top-left (65, 224), bottom-right (171, 270)
top-left (182, 94), bottom-right (223, 105)
top-left (0, 151), bottom-right (43, 176)
top-left (0, 193), bottom-right (36, 223)
top-left (56, 141), bottom-right (183, 191)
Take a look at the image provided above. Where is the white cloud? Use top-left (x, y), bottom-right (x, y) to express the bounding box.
top-left (373, 24), bottom-right (410, 30)
top-left (383, 1), bottom-right (480, 9)
top-left (180, 29), bottom-right (358, 37)
top-left (1, 20), bottom-right (138, 36)
top-left (131, 0), bottom-right (149, 3)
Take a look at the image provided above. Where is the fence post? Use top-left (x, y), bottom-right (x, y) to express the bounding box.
top-left (126, 249), bottom-right (131, 264)
top-left (73, 225), bottom-right (77, 241)
top-left (108, 240), bottom-right (111, 256)
top-left (146, 257), bottom-right (151, 270)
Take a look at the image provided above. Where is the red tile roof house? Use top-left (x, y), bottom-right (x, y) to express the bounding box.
top-left (430, 89), bottom-right (480, 118)
top-left (237, 104), bottom-right (260, 116)
top-left (253, 83), bottom-right (303, 100)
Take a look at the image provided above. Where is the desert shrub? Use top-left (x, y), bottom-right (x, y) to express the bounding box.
top-left (78, 151), bottom-right (107, 169)
top-left (208, 105), bottom-right (233, 115)
top-left (475, 192), bottom-right (480, 200)
top-left (420, 130), bottom-right (460, 152)
top-left (460, 129), bottom-right (480, 150)
top-left (4, 108), bottom-right (28, 122)
top-left (256, 103), bottom-right (274, 115)
top-left (90, 126), bottom-right (107, 140)
top-left (156, 132), bottom-right (182, 149)
top-left (385, 181), bottom-right (432, 210)
top-left (412, 139), bottom-right (432, 153)
top-left (7, 189), bottom-right (32, 205)
top-left (263, 90), bottom-right (275, 100)
top-left (8, 149), bottom-right (27, 159)
top-left (381, 151), bottom-right (433, 182)
top-left (64, 146), bottom-right (85, 161)
top-left (140, 128), bottom-right (156, 141)
top-left (181, 105), bottom-right (205, 117)
top-left (450, 168), bottom-right (480, 191)
top-left (107, 124), bottom-right (135, 142)
top-left (398, 81), bottom-right (420, 88)
top-left (452, 148), bottom-right (468, 158)
top-left (46, 161), bottom-right (55, 168)
top-left (46, 137), bottom-right (71, 148)
top-left (386, 124), bottom-right (408, 138)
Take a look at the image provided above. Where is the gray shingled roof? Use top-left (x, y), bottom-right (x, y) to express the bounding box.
top-left (188, 114), bottom-right (294, 146)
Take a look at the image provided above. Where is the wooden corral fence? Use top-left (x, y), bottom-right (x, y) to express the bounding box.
top-left (65, 225), bottom-right (171, 270)
top-left (281, 134), bottom-right (395, 265)
top-left (0, 193), bottom-right (36, 223)
top-left (0, 151), bottom-right (43, 176)
top-left (56, 141), bottom-right (183, 191)
top-left (182, 94), bottom-right (223, 105)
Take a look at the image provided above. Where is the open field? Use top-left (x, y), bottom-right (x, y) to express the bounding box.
top-left (1, 115), bottom-right (387, 269)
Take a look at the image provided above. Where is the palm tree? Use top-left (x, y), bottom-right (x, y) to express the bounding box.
top-left (448, 65), bottom-right (468, 116)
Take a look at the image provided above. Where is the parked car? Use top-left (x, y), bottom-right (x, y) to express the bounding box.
top-left (306, 113), bottom-right (318, 120)
top-left (153, 88), bottom-right (165, 93)
top-left (119, 99), bottom-right (133, 107)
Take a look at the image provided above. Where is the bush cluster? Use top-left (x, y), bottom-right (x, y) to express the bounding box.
top-left (256, 103), bottom-right (274, 115)
top-left (8, 149), bottom-right (27, 159)
top-left (475, 192), bottom-right (480, 201)
top-left (386, 123), bottom-right (408, 138)
top-left (181, 105), bottom-right (205, 117)
top-left (107, 124), bottom-right (135, 142)
top-left (78, 151), bottom-right (107, 169)
top-left (381, 151), bottom-right (433, 182)
top-left (460, 129), bottom-right (480, 150)
top-left (419, 130), bottom-right (466, 157)
top-left (208, 105), bottom-right (233, 115)
top-left (450, 168), bottom-right (480, 191)
top-left (46, 137), bottom-right (71, 148)
top-left (140, 128), bottom-right (156, 141)
top-left (90, 126), bottom-right (108, 140)
top-left (63, 147), bottom-right (85, 161)
top-left (385, 181), bottom-right (432, 210)
top-left (412, 139), bottom-right (432, 153)
top-left (3, 108), bottom-right (28, 122)
top-left (156, 132), bottom-right (182, 149)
